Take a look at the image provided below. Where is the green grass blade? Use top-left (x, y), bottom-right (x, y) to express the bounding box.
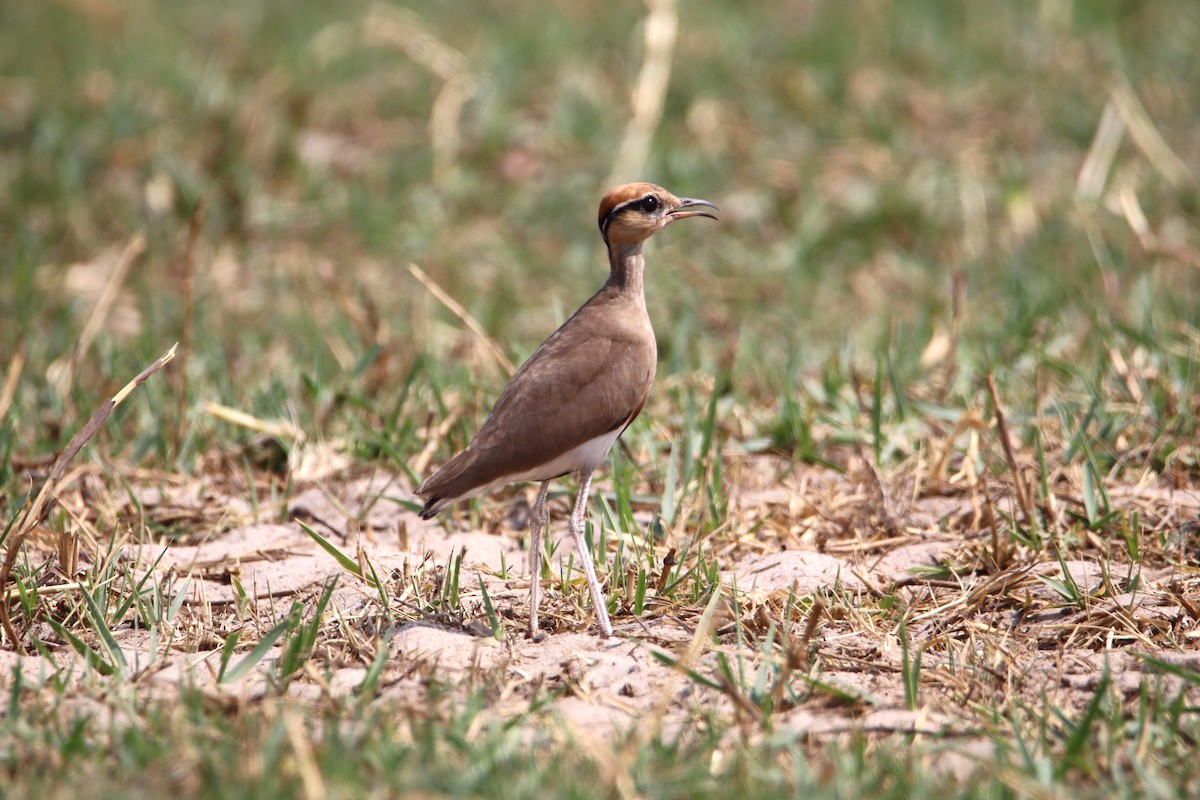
top-left (478, 575), bottom-right (503, 640)
top-left (647, 648), bottom-right (723, 691)
top-left (81, 585), bottom-right (128, 675)
top-left (354, 630), bottom-right (394, 701)
top-left (219, 603), bottom-right (301, 685)
top-left (298, 520), bottom-right (365, 579)
top-left (633, 566), bottom-right (647, 616)
top-left (1057, 669), bottom-right (1110, 778)
top-left (660, 441), bottom-right (679, 527)
top-left (278, 578), bottom-right (337, 682)
top-left (217, 631), bottom-right (241, 682)
top-left (46, 618), bottom-right (116, 677)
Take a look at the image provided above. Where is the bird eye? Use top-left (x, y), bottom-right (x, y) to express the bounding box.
top-left (639, 195), bottom-right (659, 213)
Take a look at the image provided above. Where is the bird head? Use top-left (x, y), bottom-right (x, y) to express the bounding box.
top-left (598, 182), bottom-right (718, 249)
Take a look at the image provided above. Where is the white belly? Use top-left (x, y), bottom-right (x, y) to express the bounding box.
top-left (480, 426), bottom-right (623, 492)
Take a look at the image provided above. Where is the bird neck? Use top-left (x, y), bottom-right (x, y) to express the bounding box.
top-left (604, 241), bottom-right (646, 295)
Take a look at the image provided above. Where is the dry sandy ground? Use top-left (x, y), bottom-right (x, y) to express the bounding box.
top-left (4, 456), bottom-right (1200, 754)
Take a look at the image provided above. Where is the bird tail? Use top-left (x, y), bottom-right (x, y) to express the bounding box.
top-left (415, 448), bottom-right (483, 520)
top-left (418, 497), bottom-right (446, 519)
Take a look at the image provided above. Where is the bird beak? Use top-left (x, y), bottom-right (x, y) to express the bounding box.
top-left (666, 197), bottom-right (719, 222)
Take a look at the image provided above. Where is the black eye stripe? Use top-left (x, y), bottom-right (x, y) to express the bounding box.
top-left (600, 194), bottom-right (663, 238)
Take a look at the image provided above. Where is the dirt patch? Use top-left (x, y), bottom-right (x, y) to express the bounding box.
top-left (6, 456), bottom-right (1200, 743)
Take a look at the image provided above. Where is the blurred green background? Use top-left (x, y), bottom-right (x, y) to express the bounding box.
top-left (1, 0), bottom-right (1198, 486)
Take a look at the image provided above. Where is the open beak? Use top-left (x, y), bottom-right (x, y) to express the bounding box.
top-left (667, 197), bottom-right (719, 222)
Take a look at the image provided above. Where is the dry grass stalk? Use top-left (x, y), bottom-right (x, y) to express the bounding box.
top-left (1111, 77), bottom-right (1195, 189)
top-left (412, 406), bottom-right (461, 477)
top-left (0, 349), bottom-right (24, 424)
top-left (317, 259), bottom-right (378, 351)
top-left (200, 401), bottom-right (305, 443)
top-left (1075, 99), bottom-right (1124, 201)
top-left (0, 343), bottom-right (177, 650)
top-left (283, 711), bottom-right (327, 800)
top-left (767, 594), bottom-right (824, 712)
top-left (428, 73), bottom-right (475, 186)
top-left (56, 526), bottom-right (79, 577)
top-left (364, 4), bottom-right (466, 83)
top-left (407, 263), bottom-right (515, 377)
top-left (175, 199), bottom-right (206, 457)
top-left (1116, 185), bottom-right (1200, 270)
top-left (861, 452), bottom-right (903, 537)
top-left (0, 580), bottom-right (88, 602)
top-left (653, 547), bottom-right (676, 594)
top-left (985, 372), bottom-right (1033, 526)
top-left (365, 5), bottom-right (474, 186)
top-left (928, 408), bottom-right (988, 482)
top-left (607, 0), bottom-right (678, 186)
top-left (50, 233), bottom-right (147, 400)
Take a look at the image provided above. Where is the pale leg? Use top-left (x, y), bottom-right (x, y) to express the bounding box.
top-left (527, 481), bottom-right (550, 640)
top-left (569, 468), bottom-right (613, 638)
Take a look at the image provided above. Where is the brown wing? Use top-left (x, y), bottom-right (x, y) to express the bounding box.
top-left (417, 295), bottom-right (655, 514)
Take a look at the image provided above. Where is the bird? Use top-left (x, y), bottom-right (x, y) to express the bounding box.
top-left (415, 182), bottom-right (717, 639)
